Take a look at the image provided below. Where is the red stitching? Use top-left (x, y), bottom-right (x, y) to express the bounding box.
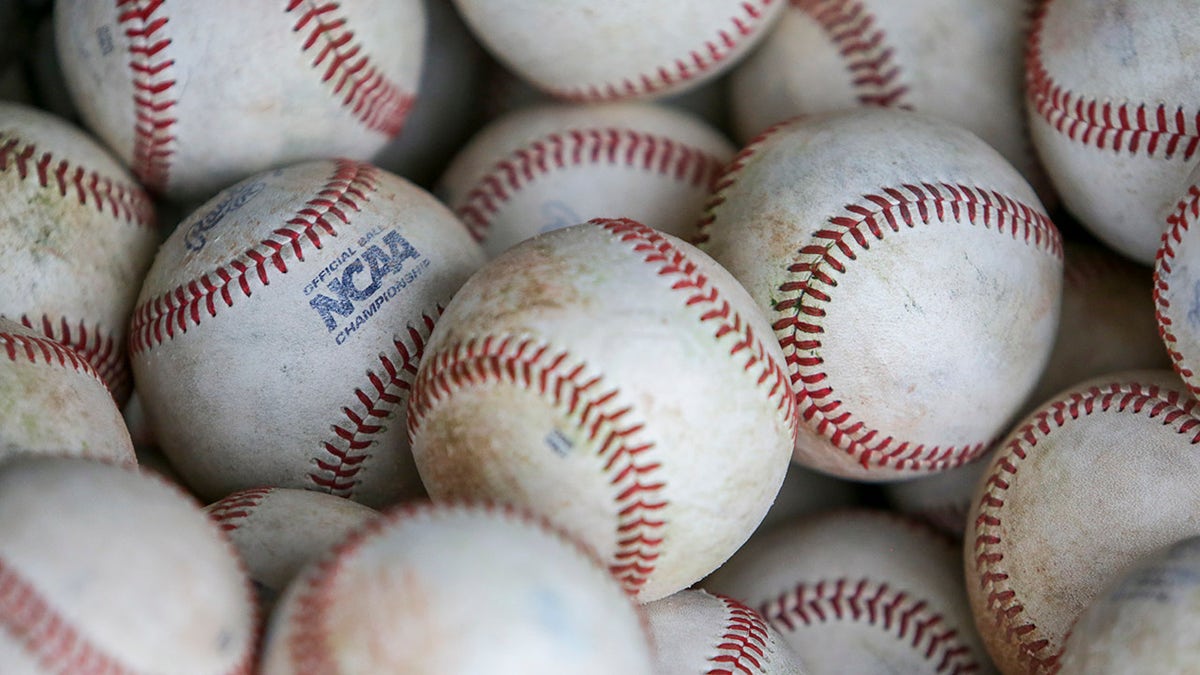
top-left (206, 487), bottom-right (276, 532)
top-left (971, 380), bottom-right (1200, 672)
top-left (0, 550), bottom-right (254, 674)
top-left (283, 501), bottom-right (613, 671)
top-left (603, 219), bottom-right (797, 428)
top-left (19, 314), bottom-right (125, 400)
top-left (760, 577), bottom-right (981, 674)
top-left (118, 0), bottom-right (178, 192)
top-left (693, 117), bottom-right (796, 245)
top-left (406, 336), bottom-right (667, 593)
top-left (0, 556), bottom-right (137, 674)
top-left (1027, 0), bottom-right (1200, 161)
top-left (407, 219), bottom-right (797, 594)
top-left (0, 136), bottom-right (155, 228)
top-left (128, 160), bottom-right (379, 355)
top-left (793, 0), bottom-right (911, 107)
top-left (1154, 183), bottom-right (1200, 398)
top-left (308, 312), bottom-right (438, 497)
top-left (1, 328), bottom-right (103, 381)
top-left (707, 594), bottom-right (772, 675)
top-left (285, 0), bottom-right (414, 136)
top-left (775, 184), bottom-right (1062, 472)
top-left (547, 1), bottom-right (777, 102)
top-left (456, 128), bottom-right (729, 242)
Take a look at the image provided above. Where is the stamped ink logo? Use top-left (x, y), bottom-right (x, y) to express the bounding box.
top-left (184, 179), bottom-right (267, 251)
top-left (306, 227), bottom-right (431, 345)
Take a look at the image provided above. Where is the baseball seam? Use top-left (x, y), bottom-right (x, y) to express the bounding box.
top-left (455, 127), bottom-right (729, 242)
top-left (547, 0), bottom-right (777, 101)
top-left (128, 160), bottom-right (378, 354)
top-left (694, 117), bottom-right (794, 245)
top-left (284, 501), bottom-right (618, 671)
top-left (207, 487), bottom-right (276, 532)
top-left (794, 0), bottom-right (911, 107)
top-left (18, 314), bottom-right (124, 398)
top-left (118, 0), bottom-right (178, 192)
top-left (760, 577), bottom-right (981, 674)
top-left (775, 182), bottom-right (1061, 472)
top-left (1, 328), bottom-right (104, 382)
top-left (1154, 183), bottom-right (1200, 398)
top-left (606, 219), bottom-right (797, 427)
top-left (1027, 0), bottom-right (1200, 161)
top-left (971, 380), bottom-right (1200, 672)
top-left (407, 335), bottom-right (668, 593)
top-left (0, 556), bottom-right (136, 674)
top-left (407, 218), bottom-right (796, 594)
top-left (0, 136), bottom-right (155, 228)
top-left (308, 312), bottom-right (439, 497)
top-left (708, 594), bottom-right (773, 675)
top-left (286, 0), bottom-right (414, 136)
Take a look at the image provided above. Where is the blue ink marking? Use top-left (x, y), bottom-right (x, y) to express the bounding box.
top-left (544, 429), bottom-right (573, 456)
top-left (306, 229), bottom-right (429, 345)
top-left (1188, 279), bottom-right (1200, 329)
top-left (538, 201), bottom-right (582, 234)
top-left (184, 179), bottom-right (267, 251)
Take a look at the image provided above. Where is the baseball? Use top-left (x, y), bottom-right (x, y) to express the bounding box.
top-left (704, 509), bottom-right (993, 674)
top-left (438, 102), bottom-right (735, 257)
top-left (643, 589), bottom-right (806, 674)
top-left (0, 456), bottom-right (256, 672)
top-left (204, 487), bottom-right (379, 613)
top-left (966, 370), bottom-right (1200, 673)
top-left (54, 0), bottom-right (425, 200)
top-left (407, 218), bottom-right (797, 602)
top-left (888, 241), bottom-right (1170, 535)
top-left (1155, 160), bottom-right (1200, 401)
top-left (0, 100), bottom-right (157, 402)
top-left (1058, 535), bottom-right (1200, 673)
top-left (728, 0), bottom-right (1042, 191)
top-left (129, 159), bottom-right (484, 507)
top-left (1027, 0), bottom-right (1200, 264)
top-left (0, 317), bottom-right (134, 466)
top-left (452, 0), bottom-right (785, 102)
top-left (260, 502), bottom-right (654, 674)
top-left (698, 108), bottom-right (1062, 480)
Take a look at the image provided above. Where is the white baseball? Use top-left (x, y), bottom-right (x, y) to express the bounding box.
top-left (452, 0), bottom-right (785, 102)
top-left (704, 509), bottom-right (994, 674)
top-left (407, 218), bottom-right (797, 602)
top-left (1058, 536), bottom-right (1200, 674)
top-left (54, 0), bottom-right (424, 200)
top-left (888, 241), bottom-right (1170, 535)
top-left (205, 487), bottom-right (378, 613)
top-left (729, 0), bottom-right (1042, 191)
top-left (0, 101), bottom-right (157, 402)
top-left (1027, 0), bottom-right (1200, 263)
top-left (0, 318), bottom-right (134, 466)
top-left (698, 108), bottom-right (1062, 480)
top-left (0, 456), bottom-right (256, 673)
top-left (260, 502), bottom-right (654, 674)
top-left (643, 589), bottom-right (807, 674)
top-left (129, 159), bottom-right (484, 507)
top-left (438, 102), bottom-right (735, 257)
top-left (966, 370), bottom-right (1200, 673)
top-left (1155, 161), bottom-right (1200, 402)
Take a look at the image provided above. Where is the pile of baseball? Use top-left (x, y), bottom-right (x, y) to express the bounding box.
top-left (4, 0), bottom-right (1200, 672)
